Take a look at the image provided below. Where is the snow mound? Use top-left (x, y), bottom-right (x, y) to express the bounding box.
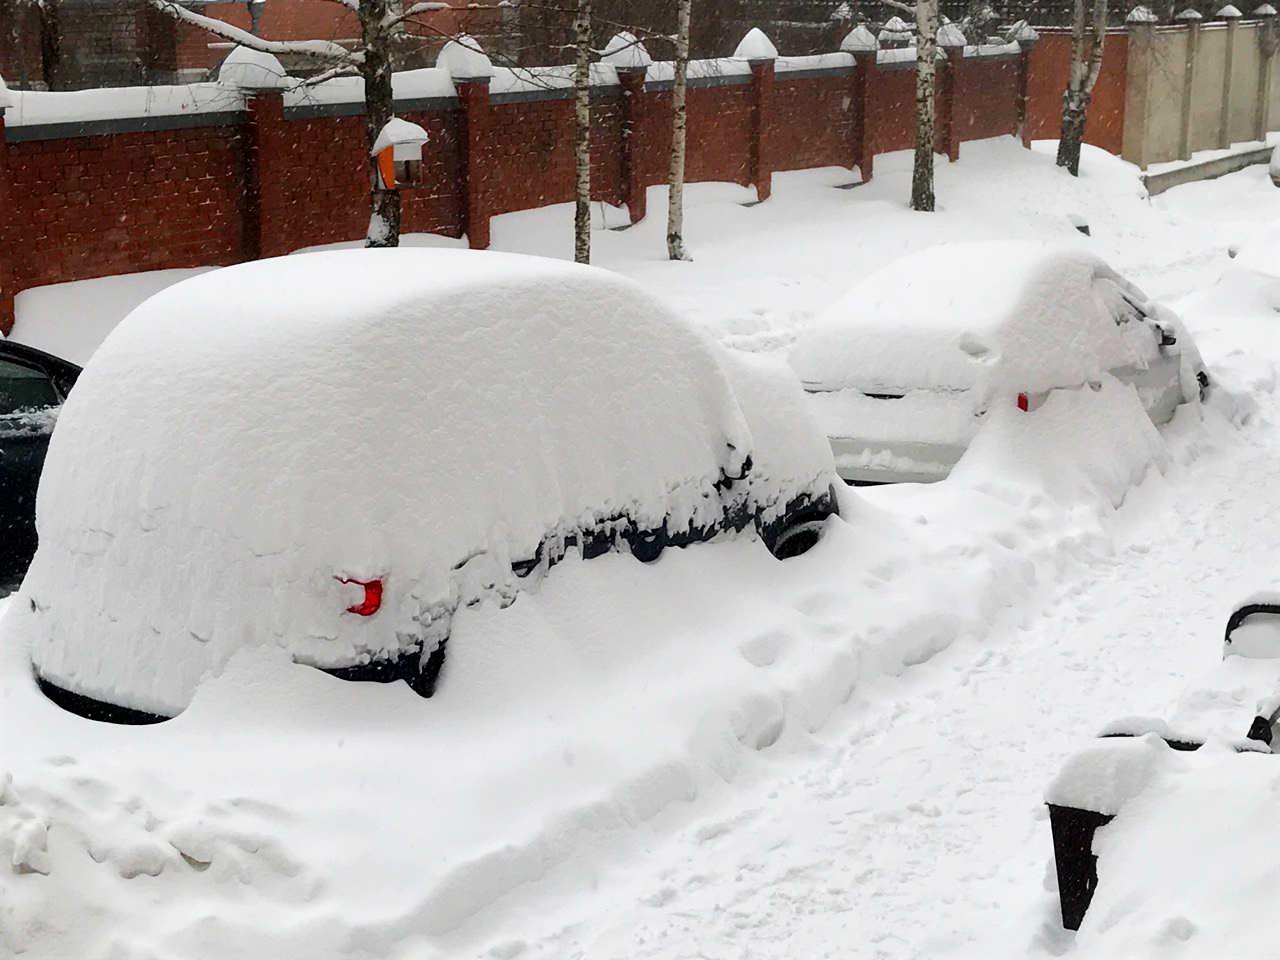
top-left (733, 28), bottom-right (778, 61)
top-left (436, 35), bottom-right (494, 80)
top-left (370, 117), bottom-right (428, 158)
top-left (840, 25), bottom-right (879, 52)
top-left (600, 32), bottom-right (653, 69)
top-left (217, 46), bottom-right (289, 89)
top-left (18, 249), bottom-right (830, 716)
top-left (1045, 733), bottom-right (1168, 814)
top-left (788, 243), bottom-right (1167, 404)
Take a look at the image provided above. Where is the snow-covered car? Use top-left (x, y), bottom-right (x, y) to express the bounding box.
top-left (1271, 142), bottom-right (1280, 187)
top-left (789, 245), bottom-right (1209, 485)
top-left (12, 249), bottom-right (840, 724)
top-left (0, 341), bottom-right (81, 594)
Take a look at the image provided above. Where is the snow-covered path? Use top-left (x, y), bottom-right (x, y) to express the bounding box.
top-left (505, 345), bottom-right (1280, 960)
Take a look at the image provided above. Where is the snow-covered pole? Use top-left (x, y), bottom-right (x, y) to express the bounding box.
top-left (219, 47), bottom-right (291, 259)
top-left (1176, 9), bottom-right (1202, 160)
top-left (938, 22), bottom-right (967, 163)
top-left (734, 28), bottom-right (778, 203)
top-left (438, 37), bottom-right (495, 249)
top-left (0, 74), bottom-right (13, 335)
top-left (1010, 22), bottom-right (1040, 149)
top-left (601, 32), bottom-right (652, 226)
top-left (1218, 4), bottom-right (1243, 148)
top-left (841, 26), bottom-right (880, 181)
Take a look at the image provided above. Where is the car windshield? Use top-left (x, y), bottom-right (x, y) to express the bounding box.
top-left (0, 357), bottom-right (59, 415)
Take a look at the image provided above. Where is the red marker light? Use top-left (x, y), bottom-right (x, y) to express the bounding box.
top-left (1016, 392), bottom-right (1029, 412)
top-left (336, 577), bottom-right (383, 617)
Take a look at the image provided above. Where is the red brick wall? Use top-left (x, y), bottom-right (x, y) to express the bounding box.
top-left (1024, 29), bottom-right (1128, 155)
top-left (0, 52), bottom-right (1055, 332)
top-left (4, 126), bottom-right (246, 298)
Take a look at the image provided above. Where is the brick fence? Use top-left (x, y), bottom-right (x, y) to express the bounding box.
top-left (0, 32), bottom-right (1125, 333)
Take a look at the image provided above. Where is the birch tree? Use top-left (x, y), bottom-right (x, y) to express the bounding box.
top-left (573, 0), bottom-right (592, 263)
top-left (667, 0), bottom-right (692, 261)
top-left (1056, 0), bottom-right (1108, 176)
top-left (883, 0), bottom-right (940, 211)
top-left (150, 0), bottom-right (448, 247)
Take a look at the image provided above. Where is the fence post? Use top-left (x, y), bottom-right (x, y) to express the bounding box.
top-left (1219, 5), bottom-right (1243, 147)
top-left (439, 37), bottom-right (495, 249)
top-left (242, 89), bottom-right (288, 259)
top-left (0, 88), bottom-right (13, 335)
top-left (1177, 9), bottom-right (1203, 160)
top-left (1123, 12), bottom-right (1157, 169)
top-left (1255, 6), bottom-right (1277, 140)
top-left (1013, 23), bottom-right (1040, 148)
top-left (456, 78), bottom-right (492, 249)
top-left (939, 25), bottom-right (967, 162)
top-left (842, 27), bottom-right (879, 182)
top-left (616, 65), bottom-right (649, 225)
top-left (735, 29), bottom-right (778, 202)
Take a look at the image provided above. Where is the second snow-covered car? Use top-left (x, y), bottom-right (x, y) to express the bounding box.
top-left (790, 244), bottom-right (1209, 485)
top-left (12, 249), bottom-right (841, 724)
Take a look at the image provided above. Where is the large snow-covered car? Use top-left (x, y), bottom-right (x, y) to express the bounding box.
top-left (789, 245), bottom-right (1209, 485)
top-left (0, 341), bottom-right (81, 594)
top-left (12, 249), bottom-right (840, 724)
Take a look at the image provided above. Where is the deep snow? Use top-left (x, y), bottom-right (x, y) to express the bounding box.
top-left (2, 137), bottom-right (1280, 959)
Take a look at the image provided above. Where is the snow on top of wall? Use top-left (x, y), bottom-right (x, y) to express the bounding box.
top-left (877, 46), bottom-right (919, 63)
top-left (840, 25), bottom-right (880, 52)
top-left (882, 15), bottom-right (912, 31)
top-left (1217, 3), bottom-right (1244, 15)
top-left (733, 27), bottom-right (779, 60)
top-left (646, 58), bottom-right (752, 83)
top-left (1176, 6), bottom-right (1204, 16)
top-left (2, 83), bottom-right (243, 127)
top-left (937, 22), bottom-right (968, 46)
top-left (436, 35), bottom-right (494, 80)
top-left (490, 62), bottom-right (619, 95)
top-left (775, 53), bottom-right (854, 73)
top-left (965, 41), bottom-right (1022, 56)
top-left (217, 45), bottom-right (289, 89)
top-left (22, 249), bottom-right (768, 716)
top-left (283, 67), bottom-right (456, 108)
top-left (1255, 2), bottom-right (1279, 13)
top-left (0, 74), bottom-right (12, 110)
top-left (1126, 4), bottom-right (1160, 21)
top-left (600, 31), bottom-right (653, 69)
top-left (788, 243), bottom-right (1166, 402)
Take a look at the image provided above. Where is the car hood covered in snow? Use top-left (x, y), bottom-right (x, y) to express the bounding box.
top-left (14, 249), bottom-right (837, 717)
top-left (788, 243), bottom-right (1162, 400)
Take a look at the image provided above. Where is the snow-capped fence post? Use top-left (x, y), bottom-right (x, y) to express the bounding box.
top-left (841, 26), bottom-right (879, 182)
top-left (1122, 8), bottom-right (1158, 170)
top-left (602, 33), bottom-right (653, 226)
top-left (1218, 5), bottom-right (1243, 148)
top-left (219, 48), bottom-right (291, 260)
top-left (735, 28), bottom-right (778, 202)
top-left (1254, 5), bottom-right (1277, 143)
top-left (1011, 22), bottom-right (1040, 149)
top-left (0, 77), bottom-right (12, 335)
top-left (439, 37), bottom-right (495, 250)
top-left (1176, 9), bottom-right (1202, 160)
top-left (938, 23), bottom-right (967, 163)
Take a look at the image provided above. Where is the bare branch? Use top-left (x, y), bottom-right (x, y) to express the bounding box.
top-left (149, 0), bottom-right (361, 63)
top-left (384, 1), bottom-right (452, 29)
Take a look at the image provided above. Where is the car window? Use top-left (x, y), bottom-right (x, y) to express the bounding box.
top-left (0, 357), bottom-right (60, 416)
top-left (1094, 278), bottom-right (1147, 326)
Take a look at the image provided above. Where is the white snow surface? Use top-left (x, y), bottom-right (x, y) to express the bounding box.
top-left (733, 27), bottom-right (779, 61)
top-left (436, 35), bottom-right (495, 80)
top-left (600, 32), bottom-right (653, 70)
top-left (788, 243), bottom-right (1163, 402)
top-left (370, 117), bottom-right (429, 158)
top-left (6, 140), bottom-right (1280, 960)
top-left (6, 268), bottom-right (213, 365)
top-left (217, 46), bottom-right (289, 90)
top-left (2, 84), bottom-right (241, 127)
top-left (19, 250), bottom-right (810, 716)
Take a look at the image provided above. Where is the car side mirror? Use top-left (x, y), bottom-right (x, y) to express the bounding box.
top-left (1156, 324), bottom-right (1177, 347)
top-left (1224, 603), bottom-right (1280, 659)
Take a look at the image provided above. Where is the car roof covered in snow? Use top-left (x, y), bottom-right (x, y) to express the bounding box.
top-left (789, 243), bottom-right (1162, 398)
top-left (22, 249), bottom-right (780, 715)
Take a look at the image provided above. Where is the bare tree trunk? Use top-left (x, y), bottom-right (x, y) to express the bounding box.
top-left (360, 0), bottom-right (401, 247)
top-left (911, 0), bottom-right (939, 211)
top-left (1056, 0), bottom-right (1108, 176)
top-left (667, 0), bottom-right (692, 261)
top-left (573, 0), bottom-right (591, 264)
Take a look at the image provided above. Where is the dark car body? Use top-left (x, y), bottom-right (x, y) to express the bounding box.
top-left (0, 341), bottom-right (81, 593)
